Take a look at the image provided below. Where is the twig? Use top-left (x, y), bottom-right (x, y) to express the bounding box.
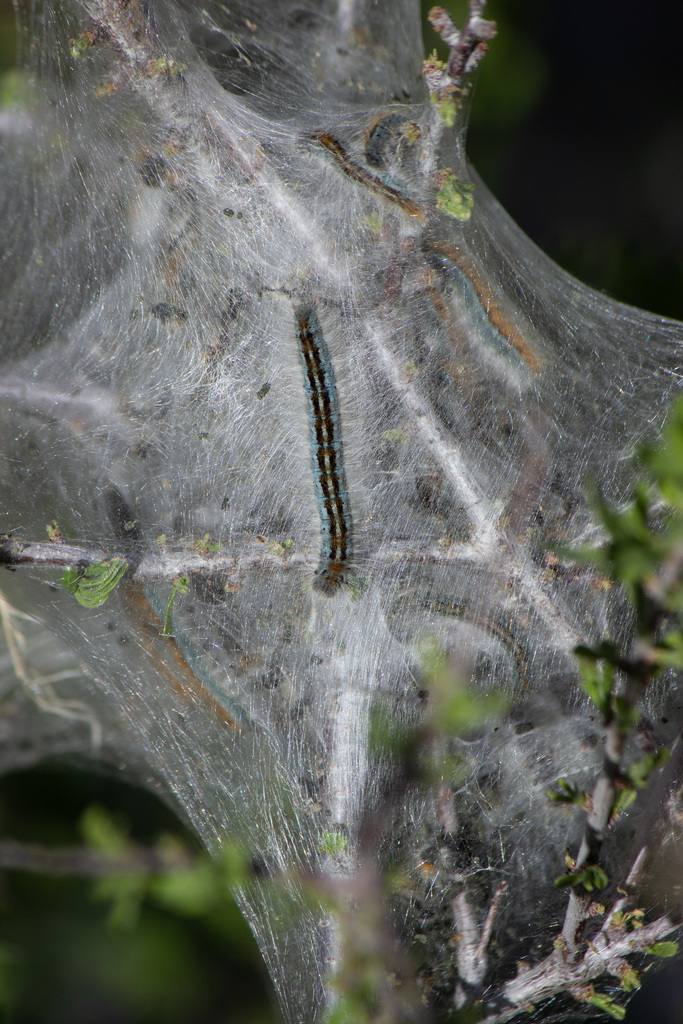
top-left (421, 1), bottom-right (496, 173)
top-left (451, 881), bottom-right (507, 1006)
top-left (427, 2), bottom-right (497, 84)
top-left (0, 837), bottom-right (195, 876)
top-left (560, 675), bottom-right (644, 952)
top-left (480, 908), bottom-right (683, 1024)
top-left (452, 890), bottom-right (486, 987)
top-left (476, 881), bottom-right (508, 962)
top-left (0, 535), bottom-right (520, 580)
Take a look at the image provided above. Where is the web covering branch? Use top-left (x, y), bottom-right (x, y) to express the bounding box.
top-left (1, 0), bottom-right (683, 1020)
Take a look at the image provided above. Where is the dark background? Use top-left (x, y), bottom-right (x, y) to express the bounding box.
top-left (424, 0), bottom-right (683, 322)
top-left (0, 0), bottom-right (682, 1021)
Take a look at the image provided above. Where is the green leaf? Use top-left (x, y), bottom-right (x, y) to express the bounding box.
top-left (151, 859), bottom-right (218, 917)
top-left (587, 991), bottom-right (626, 1019)
top-left (555, 864), bottom-right (609, 892)
top-left (80, 806), bottom-right (147, 932)
top-left (152, 840), bottom-right (245, 914)
top-left (618, 965), bottom-right (641, 992)
top-left (162, 575), bottom-right (190, 636)
top-left (575, 651), bottom-right (615, 719)
top-left (319, 831), bottom-right (349, 856)
top-left (62, 558), bottom-right (127, 608)
top-left (92, 868), bottom-right (148, 932)
top-left (419, 638), bottom-right (507, 736)
top-left (80, 804), bottom-right (129, 854)
top-left (438, 98), bottom-right (457, 126)
top-left (627, 747), bottom-right (670, 789)
top-left (612, 695), bottom-right (641, 734)
top-left (548, 778), bottom-right (587, 806)
top-left (381, 428), bottom-right (408, 445)
top-left (651, 630), bottom-right (683, 670)
top-left (610, 787), bottom-right (637, 819)
top-left (195, 533), bottom-right (220, 553)
top-left (436, 171), bottom-right (475, 221)
top-left (641, 397), bottom-right (683, 513)
top-left (647, 941), bottom-right (679, 958)
top-left (46, 518), bottom-right (61, 540)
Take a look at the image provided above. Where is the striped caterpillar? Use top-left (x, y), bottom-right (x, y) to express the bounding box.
top-left (312, 132), bottom-right (424, 221)
top-left (295, 305), bottom-right (353, 594)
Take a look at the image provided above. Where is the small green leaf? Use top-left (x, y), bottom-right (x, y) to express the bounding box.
top-left (575, 650), bottom-right (615, 719)
top-left (651, 631), bottom-right (683, 670)
top-left (436, 171), bottom-right (475, 221)
top-left (555, 864), bottom-right (609, 892)
top-left (80, 804), bottom-right (129, 854)
top-left (163, 575), bottom-right (190, 636)
top-left (70, 33), bottom-right (94, 59)
top-left (641, 397), bottom-right (683, 513)
top-left (647, 941), bottom-right (679, 958)
top-left (548, 778), bottom-right (587, 806)
top-left (195, 533), bottom-right (220, 553)
top-left (627, 747), bottom-right (670, 788)
top-left (381, 428), bottom-right (408, 445)
top-left (419, 638), bottom-right (507, 735)
top-left (319, 831), bottom-right (349, 856)
top-left (438, 98), bottom-right (457, 126)
top-left (149, 56), bottom-right (187, 77)
top-left (93, 869), bottom-right (148, 932)
top-left (618, 965), bottom-right (641, 992)
top-left (46, 519), bottom-right (61, 540)
top-left (151, 859), bottom-right (218, 917)
top-left (587, 991), bottom-right (625, 1019)
top-left (62, 558), bottom-right (127, 608)
top-left (610, 787), bottom-right (637, 820)
top-left (613, 695), bottom-right (641, 734)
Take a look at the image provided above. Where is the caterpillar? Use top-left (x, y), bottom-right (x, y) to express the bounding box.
top-left (312, 131), bottom-right (424, 221)
top-left (426, 241), bottom-right (543, 373)
top-left (295, 305), bottom-right (353, 594)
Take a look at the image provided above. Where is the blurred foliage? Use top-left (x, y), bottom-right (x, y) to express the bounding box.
top-left (545, 398), bottom-right (683, 1015)
top-left (0, 766), bottom-right (281, 1023)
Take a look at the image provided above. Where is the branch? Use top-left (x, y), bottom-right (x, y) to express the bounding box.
top-left (0, 535), bottom-right (506, 582)
top-left (422, 1), bottom-right (496, 173)
top-left (427, 2), bottom-right (497, 84)
top-left (481, 907), bottom-right (683, 1024)
top-left (0, 837), bottom-right (196, 876)
top-left (452, 881), bottom-right (507, 999)
top-left (559, 671), bottom-right (646, 952)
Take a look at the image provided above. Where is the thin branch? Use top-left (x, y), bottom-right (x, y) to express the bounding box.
top-left (0, 837), bottom-right (196, 876)
top-left (452, 881), bottom-right (507, 1003)
top-left (427, 2), bottom-right (497, 83)
top-left (421, 1), bottom-right (496, 173)
top-left (480, 908), bottom-right (683, 1024)
top-left (560, 676), bottom-right (645, 952)
top-left (452, 890), bottom-right (486, 987)
top-left (476, 881), bottom-right (508, 962)
top-left (0, 535), bottom-right (507, 581)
